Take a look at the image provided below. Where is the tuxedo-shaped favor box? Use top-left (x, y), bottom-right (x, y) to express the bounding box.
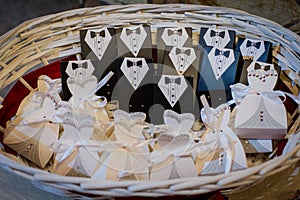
top-left (157, 27), bottom-right (193, 74)
top-left (235, 38), bottom-right (273, 84)
top-left (115, 25), bottom-right (153, 59)
top-left (113, 57), bottom-right (155, 122)
top-left (161, 46), bottom-right (203, 91)
top-left (197, 47), bottom-right (243, 108)
top-left (234, 61), bottom-right (287, 139)
top-left (80, 28), bottom-right (119, 101)
top-left (199, 27), bottom-right (236, 49)
top-left (151, 75), bottom-right (197, 124)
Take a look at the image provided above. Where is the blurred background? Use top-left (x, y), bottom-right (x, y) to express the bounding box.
top-left (0, 0), bottom-right (299, 36)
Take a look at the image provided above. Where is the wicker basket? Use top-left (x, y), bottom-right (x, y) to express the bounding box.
top-left (0, 4), bottom-right (299, 199)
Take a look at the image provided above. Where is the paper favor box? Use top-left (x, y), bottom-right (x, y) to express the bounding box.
top-left (199, 27), bottom-right (236, 49)
top-left (114, 57), bottom-right (155, 122)
top-left (80, 28), bottom-right (121, 101)
top-left (115, 25), bottom-right (153, 59)
top-left (234, 93), bottom-right (287, 139)
top-left (235, 38), bottom-right (273, 84)
top-left (197, 47), bottom-right (243, 107)
top-left (157, 27), bottom-right (193, 74)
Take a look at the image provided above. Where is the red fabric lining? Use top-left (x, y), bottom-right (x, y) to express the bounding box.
top-left (0, 55), bottom-right (76, 154)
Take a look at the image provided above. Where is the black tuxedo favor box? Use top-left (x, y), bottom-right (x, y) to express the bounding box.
top-left (156, 27), bottom-right (193, 73)
top-left (114, 58), bottom-right (155, 121)
top-left (115, 25), bottom-right (153, 59)
top-left (80, 28), bottom-right (119, 101)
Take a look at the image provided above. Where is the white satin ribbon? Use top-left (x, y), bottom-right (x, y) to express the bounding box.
top-left (51, 138), bottom-right (156, 164)
top-left (230, 83), bottom-right (300, 106)
top-left (74, 71), bottom-right (114, 110)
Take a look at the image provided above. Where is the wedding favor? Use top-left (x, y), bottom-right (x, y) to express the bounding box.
top-left (150, 110), bottom-right (197, 180)
top-left (194, 96), bottom-right (247, 174)
top-left (4, 76), bottom-right (65, 168)
top-left (61, 60), bottom-right (111, 123)
top-left (197, 47), bottom-right (243, 107)
top-left (234, 61), bottom-right (287, 139)
top-left (235, 38), bottom-right (274, 84)
top-left (52, 113), bottom-right (102, 177)
top-left (80, 28), bottom-right (120, 101)
top-left (116, 25), bottom-right (153, 58)
top-left (115, 57), bottom-right (155, 119)
top-left (157, 27), bottom-right (193, 72)
top-left (151, 75), bottom-right (198, 124)
top-left (199, 27), bottom-right (236, 49)
top-left (93, 110), bottom-right (150, 181)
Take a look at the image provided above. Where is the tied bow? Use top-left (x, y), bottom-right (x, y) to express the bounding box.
top-left (127, 60), bottom-right (143, 68)
top-left (210, 30), bottom-right (225, 38)
top-left (215, 49), bottom-right (230, 58)
top-left (72, 62), bottom-right (88, 70)
top-left (175, 48), bottom-right (191, 56)
top-left (230, 83), bottom-right (287, 104)
top-left (126, 27), bottom-right (141, 36)
top-left (52, 139), bottom-right (155, 163)
top-left (246, 40), bottom-right (261, 49)
top-left (167, 29), bottom-right (183, 36)
top-left (165, 77), bottom-right (181, 85)
top-left (90, 30), bottom-right (105, 38)
top-left (254, 63), bottom-right (271, 71)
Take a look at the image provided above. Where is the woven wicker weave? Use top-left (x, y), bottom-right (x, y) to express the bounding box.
top-left (0, 4), bottom-right (299, 198)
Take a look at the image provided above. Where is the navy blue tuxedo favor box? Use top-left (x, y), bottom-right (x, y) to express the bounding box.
top-left (199, 27), bottom-right (236, 49)
top-left (197, 46), bottom-right (243, 107)
top-left (235, 38), bottom-right (273, 84)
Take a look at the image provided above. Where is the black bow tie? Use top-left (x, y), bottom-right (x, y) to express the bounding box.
top-left (126, 27), bottom-right (141, 36)
top-left (175, 48), bottom-right (191, 56)
top-left (210, 30), bottom-right (225, 38)
top-left (71, 62), bottom-right (88, 70)
top-left (127, 60), bottom-right (143, 68)
top-left (254, 63), bottom-right (271, 71)
top-left (165, 77), bottom-right (181, 85)
top-left (167, 29), bottom-right (183, 36)
top-left (246, 40), bottom-right (261, 49)
top-left (90, 30), bottom-right (105, 39)
top-left (215, 49), bottom-right (230, 58)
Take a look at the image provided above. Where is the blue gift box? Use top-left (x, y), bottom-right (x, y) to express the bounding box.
top-left (197, 46), bottom-right (243, 107)
top-left (199, 27), bottom-right (236, 49)
top-left (235, 38), bottom-right (273, 84)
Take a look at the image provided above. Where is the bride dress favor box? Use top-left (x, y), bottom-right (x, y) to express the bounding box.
top-left (80, 27), bottom-right (120, 100)
top-left (149, 110), bottom-right (197, 180)
top-left (4, 76), bottom-right (64, 168)
top-left (197, 46), bottom-right (243, 108)
top-left (235, 38), bottom-right (274, 84)
top-left (195, 96), bottom-right (247, 174)
top-left (93, 110), bottom-right (150, 181)
top-left (52, 113), bottom-right (102, 177)
top-left (234, 61), bottom-right (287, 139)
